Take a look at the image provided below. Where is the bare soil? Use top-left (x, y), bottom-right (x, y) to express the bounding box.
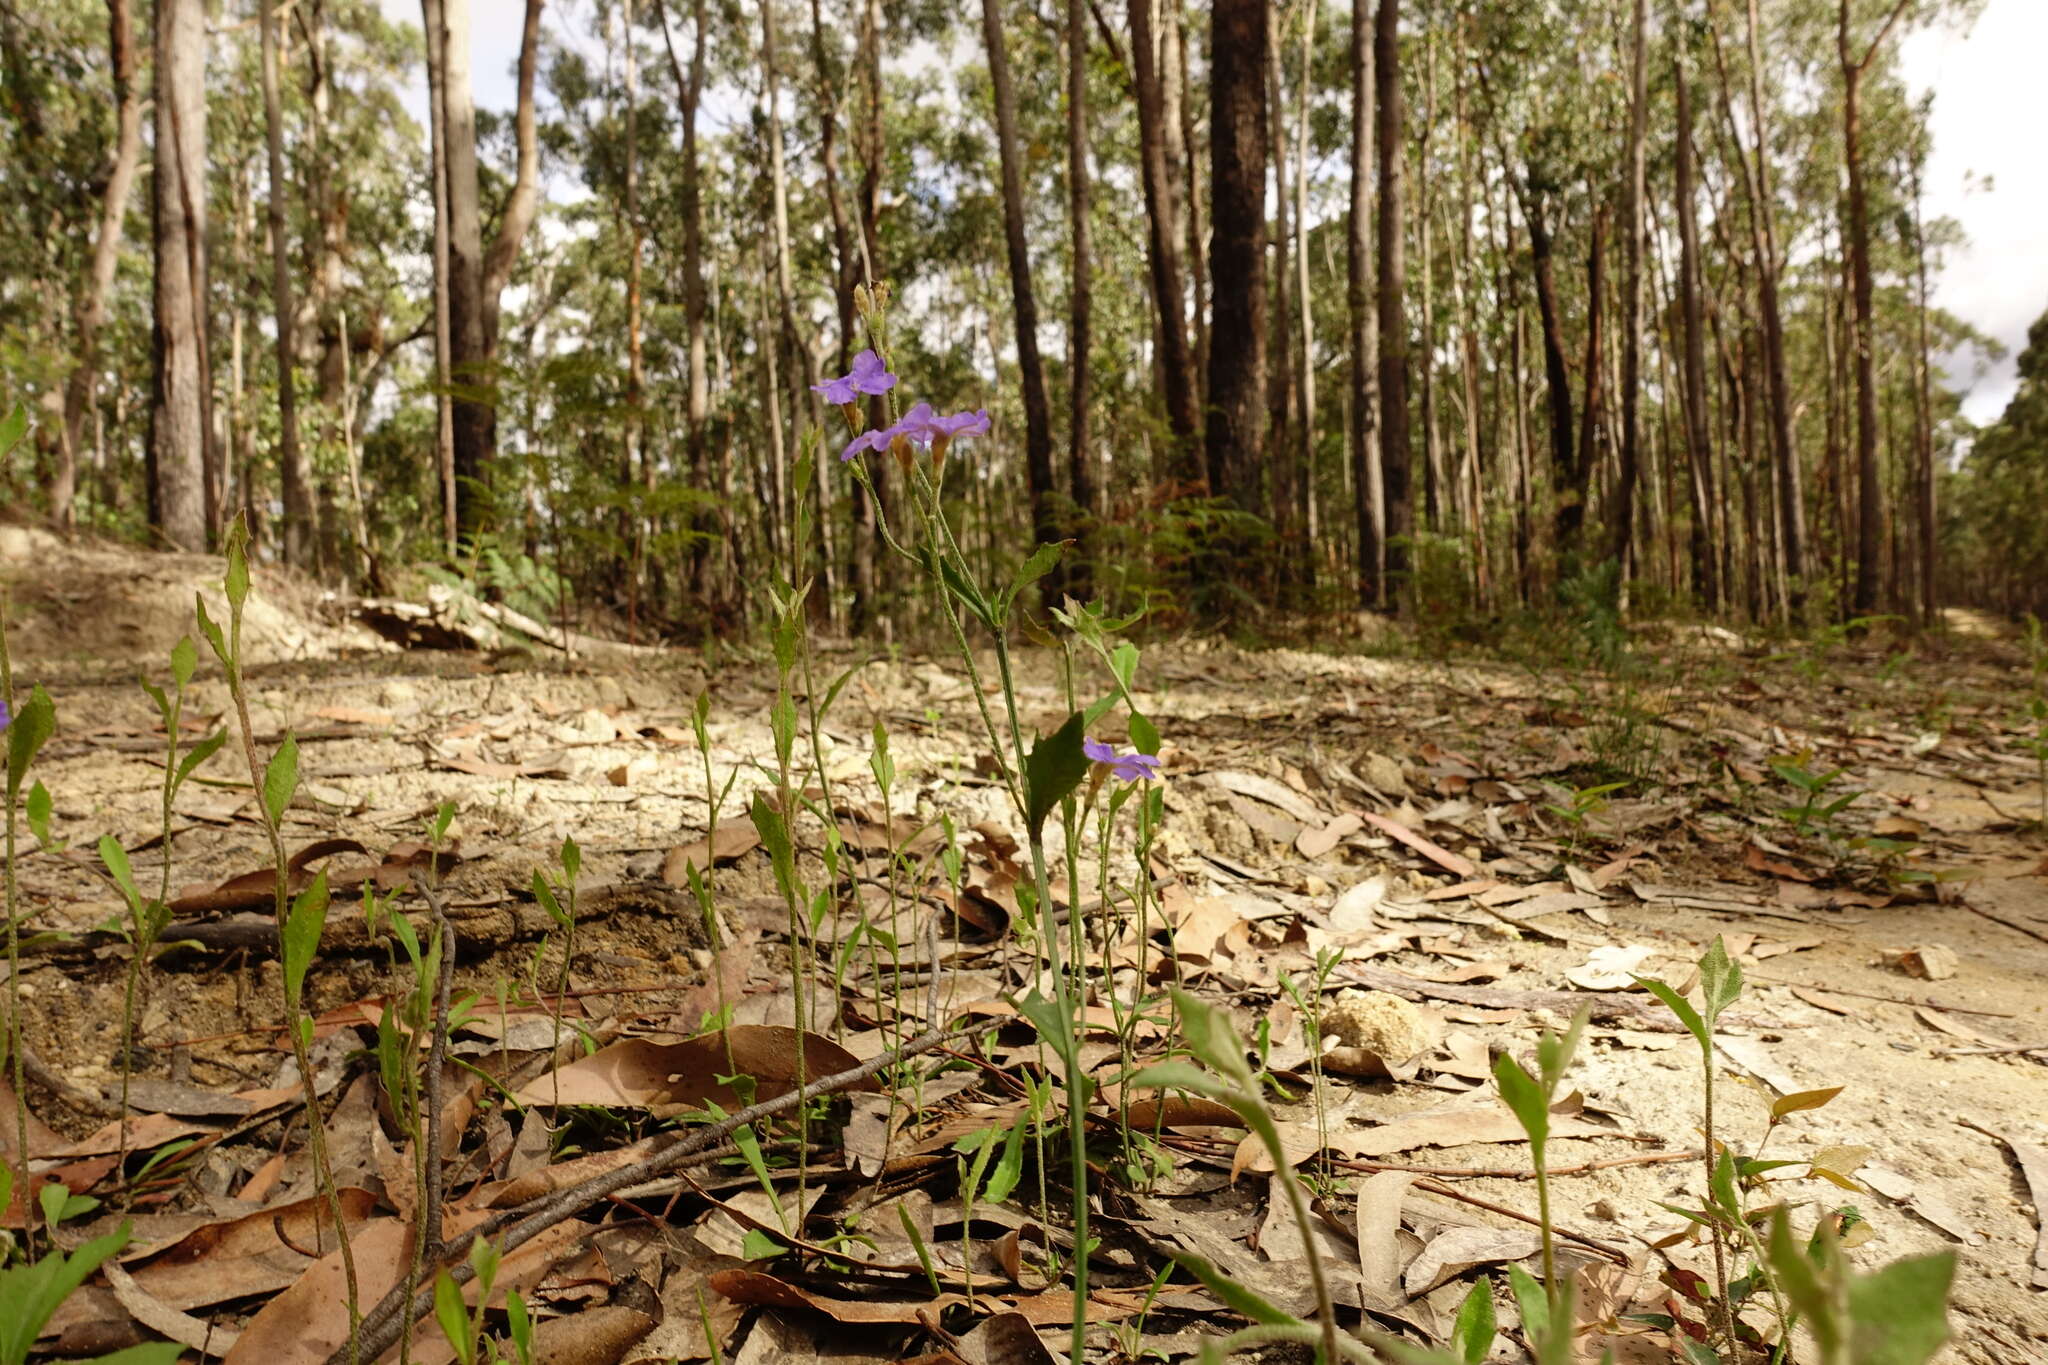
top-left (5, 535), bottom-right (2046, 1364)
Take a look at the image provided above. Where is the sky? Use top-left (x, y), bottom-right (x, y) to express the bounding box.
top-left (1899, 1), bottom-right (2047, 424)
top-left (381, 0), bottom-right (2043, 427)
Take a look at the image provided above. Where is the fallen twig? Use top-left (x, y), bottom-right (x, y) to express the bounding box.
top-left (326, 1014), bottom-right (1005, 1365)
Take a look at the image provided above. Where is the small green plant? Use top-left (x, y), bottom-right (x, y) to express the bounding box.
top-left (1491, 1009), bottom-right (1590, 1365)
top-left (432, 1237), bottom-right (533, 1365)
top-left (1637, 937), bottom-right (1955, 1360)
top-left (1769, 754), bottom-right (1860, 843)
top-left (1544, 779), bottom-right (1627, 864)
top-left (0, 1214), bottom-right (182, 1365)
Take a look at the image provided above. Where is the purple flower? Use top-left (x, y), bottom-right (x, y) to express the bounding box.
top-left (893, 402), bottom-right (992, 466)
top-left (0, 699), bottom-right (9, 731)
top-left (839, 426), bottom-right (899, 462)
top-left (811, 348), bottom-right (898, 405)
top-left (1083, 736), bottom-right (1162, 783)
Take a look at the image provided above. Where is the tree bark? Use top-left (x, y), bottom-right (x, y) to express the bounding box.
top-left (979, 0), bottom-right (1060, 561)
top-left (1907, 139), bottom-right (1938, 626)
top-left (1608, 0), bottom-right (1649, 574)
top-left (1266, 2), bottom-right (1298, 579)
top-left (55, 0), bottom-right (145, 533)
top-left (434, 0), bottom-right (543, 541)
top-left (1673, 47), bottom-right (1720, 611)
top-left (423, 0), bottom-right (458, 555)
top-left (1840, 0), bottom-right (1914, 615)
top-left (1374, 0), bottom-right (1410, 588)
top-left (261, 0), bottom-right (314, 567)
top-left (1525, 191), bottom-right (1576, 566)
top-left (1066, 0), bottom-right (1095, 595)
top-left (1204, 0), bottom-right (1268, 522)
top-left (656, 0), bottom-right (711, 598)
top-left (149, 0), bottom-right (211, 552)
top-left (1348, 0), bottom-right (1382, 606)
top-left (1568, 201), bottom-right (1608, 557)
top-left (1293, 0), bottom-right (1318, 588)
top-left (1130, 0), bottom-right (1200, 458)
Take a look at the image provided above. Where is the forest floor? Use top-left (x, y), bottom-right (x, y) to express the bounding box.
top-left (5, 528), bottom-right (2048, 1365)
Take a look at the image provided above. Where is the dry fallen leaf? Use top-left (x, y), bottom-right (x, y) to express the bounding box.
top-left (513, 1025), bottom-right (880, 1115)
top-left (1564, 944), bottom-right (1657, 991)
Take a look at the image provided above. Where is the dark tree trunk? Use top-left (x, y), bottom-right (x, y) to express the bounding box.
top-left (1204, 0), bottom-right (1268, 521)
top-left (1608, 0), bottom-right (1648, 574)
top-left (979, 0), bottom-right (1060, 562)
top-left (1130, 0), bottom-right (1200, 460)
top-left (1840, 0), bottom-right (1913, 615)
top-left (1347, 0), bottom-right (1381, 606)
top-left (1674, 50), bottom-right (1720, 611)
top-left (149, 0), bottom-right (210, 551)
top-left (1066, 0), bottom-right (1095, 595)
top-left (1374, 0), bottom-right (1410, 588)
top-left (1525, 193), bottom-right (1576, 564)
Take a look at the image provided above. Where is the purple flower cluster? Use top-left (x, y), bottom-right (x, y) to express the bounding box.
top-left (811, 350), bottom-right (990, 466)
top-left (1084, 737), bottom-right (1161, 783)
top-left (810, 349), bottom-right (897, 406)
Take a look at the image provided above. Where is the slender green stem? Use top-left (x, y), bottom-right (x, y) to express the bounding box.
top-left (0, 590), bottom-right (29, 1253)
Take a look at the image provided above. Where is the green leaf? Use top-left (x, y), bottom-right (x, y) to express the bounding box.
top-left (1710, 1148), bottom-right (1743, 1221)
top-left (1023, 710), bottom-right (1090, 836)
top-left (1698, 936), bottom-right (1744, 1022)
top-left (749, 794), bottom-right (798, 904)
top-left (1492, 1053), bottom-right (1549, 1150)
top-left (0, 401), bottom-right (27, 459)
top-left (97, 835), bottom-right (144, 919)
top-left (5, 684), bottom-right (56, 802)
top-left (194, 594), bottom-right (229, 668)
top-left (1848, 1252), bottom-right (1955, 1365)
top-left (1771, 1086), bottom-right (1845, 1120)
top-left (433, 1270), bottom-right (473, 1365)
top-left (1002, 541), bottom-right (1066, 612)
top-left (558, 833), bottom-right (580, 884)
top-left (172, 729), bottom-right (228, 794)
top-left (262, 735), bottom-right (300, 827)
top-left (1636, 976), bottom-right (1712, 1058)
top-left (532, 872), bottom-right (569, 930)
top-left (0, 1221), bottom-right (134, 1365)
top-left (1129, 710), bottom-right (1162, 757)
top-left (170, 635), bottom-right (198, 688)
top-left (983, 1115), bottom-right (1027, 1205)
top-left (25, 779), bottom-right (54, 847)
top-left (740, 1228), bottom-right (785, 1260)
top-left (1536, 1009), bottom-right (1587, 1092)
top-left (1110, 641), bottom-right (1139, 691)
top-left (1506, 1264), bottom-right (1550, 1339)
top-left (1450, 1278), bottom-right (1498, 1364)
top-left (223, 515), bottom-right (250, 612)
top-left (1169, 988), bottom-right (1258, 1092)
top-left (282, 871), bottom-right (331, 1010)
top-left (432, 800), bottom-right (457, 844)
top-left (1171, 1250), bottom-right (1297, 1326)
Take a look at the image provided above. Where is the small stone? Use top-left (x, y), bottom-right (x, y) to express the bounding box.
top-left (1320, 990), bottom-right (1440, 1064)
top-left (559, 708), bottom-right (617, 743)
top-left (381, 679), bottom-right (419, 707)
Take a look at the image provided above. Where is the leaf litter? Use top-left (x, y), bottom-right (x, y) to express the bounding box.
top-left (8, 606), bottom-right (2048, 1364)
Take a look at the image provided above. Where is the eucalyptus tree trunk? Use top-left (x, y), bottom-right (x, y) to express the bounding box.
top-left (423, 0), bottom-right (457, 554)
top-left (655, 0), bottom-right (710, 596)
top-left (1265, 2), bottom-right (1298, 581)
top-left (56, 0), bottom-right (144, 533)
top-left (149, 0), bottom-right (211, 552)
top-left (1066, 0), bottom-right (1095, 595)
top-left (1348, 0), bottom-right (1382, 606)
top-left (1205, 0), bottom-right (1268, 522)
top-left (261, 0), bottom-right (313, 567)
top-left (1840, 0), bottom-right (1915, 615)
top-left (1374, 0), bottom-right (1410, 588)
top-left (979, 0), bottom-right (1061, 568)
top-left (1907, 144), bottom-right (1938, 626)
top-left (1673, 47), bottom-right (1721, 611)
top-left (1293, 0), bottom-right (1318, 587)
top-left (429, 0), bottom-right (543, 540)
top-left (1130, 0), bottom-right (1200, 457)
top-left (1608, 0), bottom-right (1649, 575)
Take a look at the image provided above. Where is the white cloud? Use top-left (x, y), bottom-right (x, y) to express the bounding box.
top-left (1901, 0), bottom-right (2048, 425)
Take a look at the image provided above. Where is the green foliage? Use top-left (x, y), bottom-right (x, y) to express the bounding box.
top-left (0, 1222), bottom-right (182, 1365)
